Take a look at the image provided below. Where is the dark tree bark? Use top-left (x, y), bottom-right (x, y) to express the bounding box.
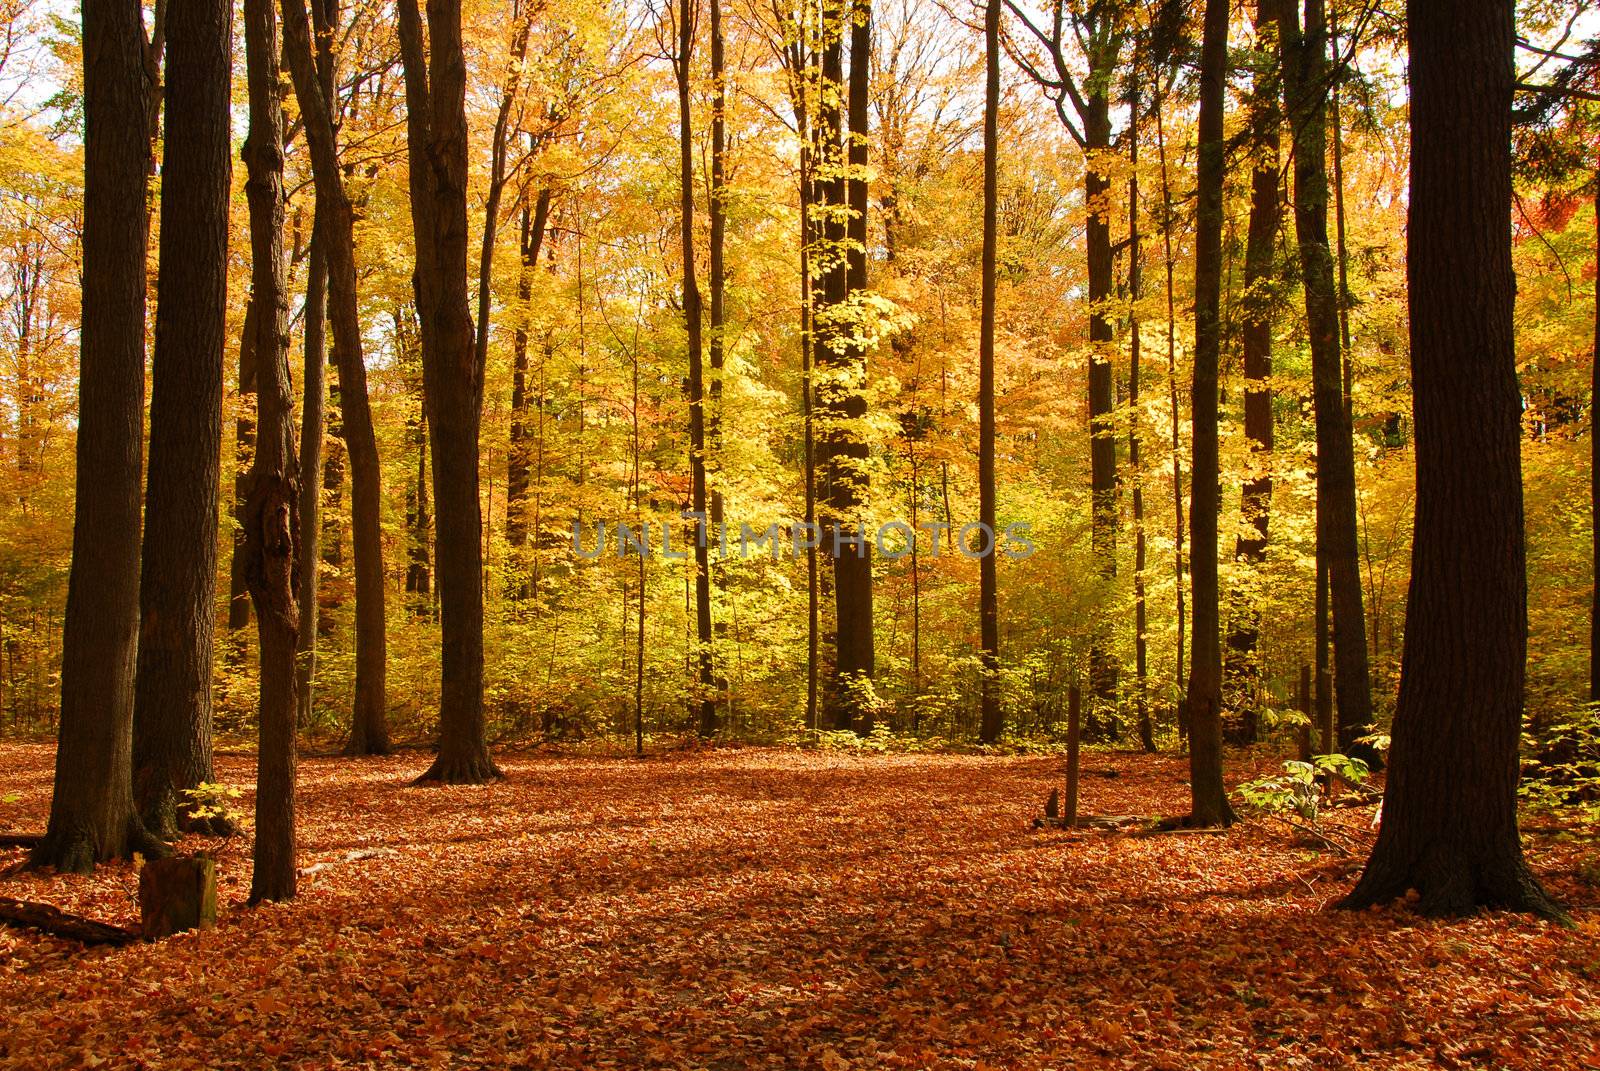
top-left (1084, 60), bottom-right (1118, 713)
top-left (1338, 0), bottom-right (1559, 920)
top-left (34, 0), bottom-right (164, 874)
top-left (227, 299), bottom-right (257, 640)
top-left (976, 0), bottom-right (1001, 745)
top-left (295, 0), bottom-right (336, 732)
top-left (280, 0), bottom-right (389, 757)
top-left (1592, 164), bottom-right (1600, 705)
top-left (243, 0), bottom-right (299, 905)
top-left (674, 0), bottom-right (719, 739)
top-left (819, 0), bottom-right (875, 730)
top-left (1224, 0), bottom-right (1282, 745)
top-left (507, 188), bottom-right (552, 555)
top-left (1127, 75), bottom-right (1154, 755)
top-left (1277, 0), bottom-right (1374, 764)
top-left (130, 0), bottom-right (232, 839)
top-left (1183, 0), bottom-right (1234, 829)
top-left (296, 234), bottom-right (326, 729)
top-left (398, 0), bottom-right (501, 783)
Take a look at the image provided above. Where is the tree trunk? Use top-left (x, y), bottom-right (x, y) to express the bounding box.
top-left (1183, 0), bottom-right (1235, 828)
top-left (1085, 78), bottom-right (1118, 713)
top-left (398, 0), bottom-right (500, 783)
top-left (976, 0), bottom-right (1000, 745)
top-left (280, 0), bottom-right (389, 757)
top-left (1128, 76), bottom-right (1154, 755)
top-left (507, 188), bottom-right (552, 556)
top-left (130, 0), bottom-right (231, 839)
top-left (1591, 164), bottom-right (1599, 705)
top-left (296, 233), bottom-right (326, 729)
top-left (674, 0), bottom-right (719, 739)
top-left (1224, 0), bottom-right (1282, 745)
top-left (1278, 0), bottom-right (1374, 764)
top-left (823, 0), bottom-right (874, 730)
top-left (227, 298), bottom-right (256, 640)
top-left (34, 0), bottom-right (163, 873)
top-left (1340, 0), bottom-right (1558, 918)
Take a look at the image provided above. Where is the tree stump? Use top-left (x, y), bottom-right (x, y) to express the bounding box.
top-left (139, 854), bottom-right (217, 940)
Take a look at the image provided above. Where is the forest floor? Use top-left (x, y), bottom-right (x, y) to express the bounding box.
top-left (1, 743), bottom-right (1598, 1070)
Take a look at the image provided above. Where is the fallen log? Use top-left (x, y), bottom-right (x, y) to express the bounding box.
top-left (0, 833), bottom-right (42, 849)
top-left (0, 896), bottom-right (138, 946)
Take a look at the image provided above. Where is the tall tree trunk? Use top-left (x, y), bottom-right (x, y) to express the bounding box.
top-left (507, 188), bottom-right (552, 556)
top-left (243, 0), bottom-right (299, 904)
top-left (976, 0), bottom-right (1000, 745)
top-left (821, 0), bottom-right (874, 730)
top-left (280, 0), bottom-right (389, 757)
top-left (1128, 76), bottom-right (1154, 755)
top-left (34, 0), bottom-right (162, 873)
top-left (674, 0), bottom-right (718, 738)
top-left (296, 234), bottom-right (325, 729)
top-left (1155, 103), bottom-right (1186, 718)
top-left (1183, 0), bottom-right (1234, 828)
top-left (1592, 165), bottom-right (1600, 705)
top-left (130, 0), bottom-right (231, 839)
top-left (1278, 0), bottom-right (1374, 763)
top-left (398, 0), bottom-right (500, 783)
top-left (1085, 69), bottom-right (1118, 713)
top-left (1225, 0), bottom-right (1282, 745)
top-left (228, 300), bottom-right (256, 640)
top-left (1339, 0), bottom-right (1557, 918)
top-left (708, 0), bottom-right (730, 717)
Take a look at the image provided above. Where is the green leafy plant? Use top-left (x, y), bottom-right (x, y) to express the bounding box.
top-left (1521, 705), bottom-right (1600, 825)
top-left (1237, 755), bottom-right (1370, 822)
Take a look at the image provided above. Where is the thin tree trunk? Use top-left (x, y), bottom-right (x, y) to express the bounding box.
top-left (34, 0), bottom-right (163, 873)
top-left (130, 0), bottom-right (232, 839)
top-left (976, 0), bottom-right (1000, 744)
top-left (296, 233), bottom-right (325, 729)
top-left (708, 0), bottom-right (729, 717)
top-left (227, 300), bottom-right (257, 640)
top-left (1278, 0), bottom-right (1374, 764)
top-left (243, 0), bottom-right (299, 904)
top-left (1128, 76), bottom-right (1154, 755)
top-left (1155, 102), bottom-right (1187, 726)
top-left (675, 0), bottom-right (718, 738)
top-left (280, 0), bottom-right (389, 757)
top-left (1224, 0), bottom-right (1282, 745)
top-left (1184, 0), bottom-right (1235, 828)
top-left (507, 188), bottom-right (552, 556)
top-left (398, 0), bottom-right (500, 783)
top-left (1085, 71), bottom-right (1118, 713)
top-left (1592, 165), bottom-right (1600, 705)
top-left (1340, 0), bottom-right (1558, 918)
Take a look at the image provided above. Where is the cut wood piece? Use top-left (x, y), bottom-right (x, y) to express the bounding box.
top-left (1034, 813), bottom-right (1145, 832)
top-left (0, 896), bottom-right (138, 946)
top-left (138, 853), bottom-right (217, 939)
top-left (0, 833), bottom-right (42, 848)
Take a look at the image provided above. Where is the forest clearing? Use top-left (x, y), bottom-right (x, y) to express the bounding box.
top-left (2, 743), bottom-right (1597, 1070)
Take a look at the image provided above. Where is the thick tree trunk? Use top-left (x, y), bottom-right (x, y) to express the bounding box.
top-left (1340, 0), bottom-right (1558, 918)
top-left (1278, 0), bottom-right (1374, 764)
top-left (820, 0), bottom-right (874, 731)
top-left (296, 234), bottom-right (326, 728)
top-left (674, 0), bottom-right (719, 739)
top-left (130, 0), bottom-right (231, 839)
top-left (976, 0), bottom-right (1000, 745)
top-left (1183, 0), bottom-right (1235, 828)
top-left (34, 0), bottom-right (163, 874)
top-left (1224, 0), bottom-right (1282, 745)
top-left (280, 0), bottom-right (389, 757)
top-left (398, 0), bottom-right (500, 784)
